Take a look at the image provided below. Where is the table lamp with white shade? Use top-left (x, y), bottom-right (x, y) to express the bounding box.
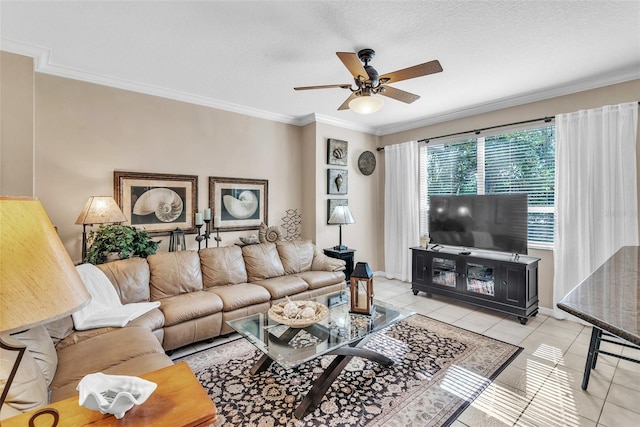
top-left (327, 205), bottom-right (355, 251)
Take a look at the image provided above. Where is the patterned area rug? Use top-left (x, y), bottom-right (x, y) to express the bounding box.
top-left (178, 314), bottom-right (521, 427)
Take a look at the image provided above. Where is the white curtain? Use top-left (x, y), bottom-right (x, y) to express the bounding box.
top-left (384, 141), bottom-right (420, 281)
top-left (553, 102), bottom-right (639, 319)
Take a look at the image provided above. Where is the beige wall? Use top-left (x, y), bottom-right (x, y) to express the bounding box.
top-left (300, 122), bottom-right (317, 242)
top-left (33, 73), bottom-right (307, 263)
top-left (313, 122), bottom-right (383, 270)
top-left (381, 79), bottom-right (640, 310)
top-left (1, 51), bottom-right (388, 270)
top-left (3, 49), bottom-right (639, 312)
top-left (1, 52), bottom-right (34, 196)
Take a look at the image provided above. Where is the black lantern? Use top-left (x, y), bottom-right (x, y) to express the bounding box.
top-left (169, 228), bottom-right (186, 252)
top-left (350, 262), bottom-right (374, 315)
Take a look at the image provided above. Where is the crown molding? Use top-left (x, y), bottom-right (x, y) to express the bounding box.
top-left (1, 39), bottom-right (51, 68)
top-left (4, 39), bottom-right (638, 137)
top-left (377, 66), bottom-right (640, 135)
top-left (303, 113), bottom-right (378, 134)
top-left (1, 39), bottom-right (302, 126)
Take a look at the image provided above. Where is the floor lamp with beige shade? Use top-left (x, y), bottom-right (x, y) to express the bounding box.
top-left (1, 197), bottom-right (90, 424)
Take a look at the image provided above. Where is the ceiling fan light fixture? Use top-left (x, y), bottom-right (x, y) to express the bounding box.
top-left (349, 95), bottom-right (384, 115)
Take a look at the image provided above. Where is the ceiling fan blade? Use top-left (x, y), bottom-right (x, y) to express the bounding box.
top-left (336, 52), bottom-right (369, 80)
top-left (294, 84), bottom-right (352, 91)
top-left (379, 86), bottom-right (420, 104)
top-left (379, 60), bottom-right (442, 84)
top-left (338, 93), bottom-right (358, 110)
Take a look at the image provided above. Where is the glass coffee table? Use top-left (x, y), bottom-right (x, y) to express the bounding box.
top-left (226, 291), bottom-right (414, 419)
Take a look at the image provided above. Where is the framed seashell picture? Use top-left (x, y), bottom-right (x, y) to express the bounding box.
top-left (327, 138), bottom-right (348, 166)
top-left (209, 176), bottom-right (268, 231)
top-left (114, 171), bottom-right (198, 235)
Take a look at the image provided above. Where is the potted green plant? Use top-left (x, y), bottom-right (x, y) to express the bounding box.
top-left (84, 224), bottom-right (160, 265)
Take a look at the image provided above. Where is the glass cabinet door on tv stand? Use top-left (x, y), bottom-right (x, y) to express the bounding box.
top-left (432, 257), bottom-right (458, 288)
top-left (465, 262), bottom-right (496, 297)
top-left (410, 246), bottom-right (539, 324)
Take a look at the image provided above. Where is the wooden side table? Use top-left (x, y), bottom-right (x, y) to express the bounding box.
top-left (2, 362), bottom-right (216, 427)
top-left (324, 247), bottom-right (355, 281)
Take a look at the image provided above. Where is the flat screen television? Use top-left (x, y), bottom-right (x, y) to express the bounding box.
top-left (428, 194), bottom-right (528, 255)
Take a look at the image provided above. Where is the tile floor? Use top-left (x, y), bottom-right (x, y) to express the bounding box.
top-left (171, 277), bottom-right (640, 427)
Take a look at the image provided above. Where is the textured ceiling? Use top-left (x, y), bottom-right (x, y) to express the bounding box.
top-left (2, 1), bottom-right (639, 134)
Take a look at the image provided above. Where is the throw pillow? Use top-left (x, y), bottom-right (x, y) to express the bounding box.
top-left (276, 240), bottom-right (314, 274)
top-left (13, 326), bottom-right (58, 386)
top-left (0, 333), bottom-right (48, 417)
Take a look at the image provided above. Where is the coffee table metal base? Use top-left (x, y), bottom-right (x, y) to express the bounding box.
top-left (250, 334), bottom-right (393, 419)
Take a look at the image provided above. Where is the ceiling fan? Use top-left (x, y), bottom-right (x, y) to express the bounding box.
top-left (294, 48), bottom-right (442, 114)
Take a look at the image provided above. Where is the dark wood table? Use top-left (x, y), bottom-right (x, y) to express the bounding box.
top-left (557, 246), bottom-right (640, 389)
top-left (323, 247), bottom-right (355, 281)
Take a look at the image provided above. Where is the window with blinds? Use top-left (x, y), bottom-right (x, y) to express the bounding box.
top-left (420, 125), bottom-right (555, 247)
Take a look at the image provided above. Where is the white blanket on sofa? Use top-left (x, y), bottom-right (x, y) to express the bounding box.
top-left (72, 263), bottom-right (160, 330)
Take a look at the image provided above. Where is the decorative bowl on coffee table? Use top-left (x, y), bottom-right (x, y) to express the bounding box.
top-left (268, 301), bottom-right (329, 328)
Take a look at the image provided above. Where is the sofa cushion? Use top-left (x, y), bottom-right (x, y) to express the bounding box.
top-left (206, 283), bottom-right (271, 312)
top-left (252, 275), bottom-right (308, 299)
top-left (97, 257), bottom-right (151, 303)
top-left (159, 291), bottom-right (223, 327)
top-left (148, 251), bottom-right (203, 300)
top-left (50, 327), bottom-right (171, 401)
top-left (13, 326), bottom-right (57, 386)
top-left (311, 247), bottom-right (347, 272)
top-left (295, 270), bottom-right (346, 290)
top-left (199, 246), bottom-right (248, 287)
top-left (161, 313), bottom-right (222, 352)
top-left (0, 334), bottom-right (48, 418)
top-left (242, 242), bottom-right (285, 282)
top-left (276, 240), bottom-right (314, 274)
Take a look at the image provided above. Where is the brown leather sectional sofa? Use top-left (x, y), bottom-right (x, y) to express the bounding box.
top-left (2, 240), bottom-right (346, 417)
top-left (97, 240), bottom-right (346, 351)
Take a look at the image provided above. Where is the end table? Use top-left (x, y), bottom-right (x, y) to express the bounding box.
top-left (2, 362), bottom-right (216, 427)
top-left (323, 247), bottom-right (355, 281)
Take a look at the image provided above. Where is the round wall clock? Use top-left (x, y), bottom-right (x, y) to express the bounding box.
top-left (357, 151), bottom-right (376, 175)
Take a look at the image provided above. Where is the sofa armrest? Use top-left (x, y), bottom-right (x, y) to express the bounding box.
top-left (311, 248), bottom-right (346, 272)
top-left (55, 327), bottom-right (117, 351)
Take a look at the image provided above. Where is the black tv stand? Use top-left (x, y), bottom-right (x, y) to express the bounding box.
top-left (411, 246), bottom-right (539, 324)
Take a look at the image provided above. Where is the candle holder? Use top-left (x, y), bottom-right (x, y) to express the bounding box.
top-left (203, 219), bottom-right (211, 248)
top-left (195, 224), bottom-right (205, 250)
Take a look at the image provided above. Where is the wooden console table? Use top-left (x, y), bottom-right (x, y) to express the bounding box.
top-left (2, 362), bottom-right (216, 427)
top-left (557, 246), bottom-right (640, 390)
